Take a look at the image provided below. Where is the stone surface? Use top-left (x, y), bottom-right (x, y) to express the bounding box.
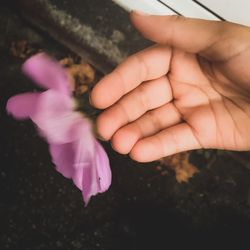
top-left (15, 0), bottom-right (151, 73)
top-left (1, 3), bottom-right (250, 250)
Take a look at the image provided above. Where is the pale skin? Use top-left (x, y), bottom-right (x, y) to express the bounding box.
top-left (90, 12), bottom-right (250, 162)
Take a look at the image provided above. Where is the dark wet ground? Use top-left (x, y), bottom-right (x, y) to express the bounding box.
top-left (1, 5), bottom-right (250, 250)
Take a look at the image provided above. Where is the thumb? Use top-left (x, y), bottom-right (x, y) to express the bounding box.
top-left (130, 11), bottom-right (250, 60)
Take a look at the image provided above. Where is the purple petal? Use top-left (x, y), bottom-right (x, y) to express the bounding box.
top-left (49, 138), bottom-right (92, 193)
top-left (73, 133), bottom-right (98, 205)
top-left (30, 90), bottom-right (91, 144)
top-left (94, 141), bottom-right (111, 192)
top-left (81, 161), bottom-right (98, 205)
top-left (49, 143), bottom-right (75, 179)
top-left (6, 93), bottom-right (39, 119)
top-left (48, 125), bottom-right (108, 206)
top-left (22, 53), bottom-right (70, 95)
top-left (76, 138), bottom-right (111, 205)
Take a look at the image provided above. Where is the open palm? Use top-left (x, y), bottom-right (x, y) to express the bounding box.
top-left (91, 14), bottom-right (250, 162)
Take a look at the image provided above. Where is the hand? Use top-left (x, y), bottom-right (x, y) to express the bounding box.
top-left (90, 12), bottom-right (250, 162)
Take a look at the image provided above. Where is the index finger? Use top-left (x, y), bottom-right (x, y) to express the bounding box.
top-left (130, 12), bottom-right (250, 60)
top-left (90, 45), bottom-right (172, 109)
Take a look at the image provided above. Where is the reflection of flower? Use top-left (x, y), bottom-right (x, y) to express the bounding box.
top-left (6, 53), bottom-right (111, 205)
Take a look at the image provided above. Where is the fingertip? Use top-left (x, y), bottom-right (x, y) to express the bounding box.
top-left (130, 140), bottom-right (156, 163)
top-left (131, 10), bottom-right (151, 16)
top-left (129, 11), bottom-right (167, 44)
top-left (95, 114), bottom-right (112, 141)
top-left (90, 73), bottom-right (124, 109)
top-left (90, 84), bottom-right (106, 109)
top-left (130, 10), bottom-right (149, 23)
top-left (111, 140), bottom-right (129, 155)
top-left (130, 10), bottom-right (149, 26)
top-left (90, 74), bottom-right (116, 109)
top-left (111, 133), bottom-right (129, 155)
top-left (111, 128), bottom-right (138, 155)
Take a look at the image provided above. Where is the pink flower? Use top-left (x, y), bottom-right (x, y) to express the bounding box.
top-left (6, 53), bottom-right (112, 205)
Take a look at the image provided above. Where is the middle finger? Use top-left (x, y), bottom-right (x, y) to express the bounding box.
top-left (96, 75), bottom-right (173, 140)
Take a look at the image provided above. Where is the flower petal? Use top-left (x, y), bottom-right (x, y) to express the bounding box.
top-left (81, 162), bottom-right (98, 206)
top-left (94, 141), bottom-right (112, 192)
top-left (49, 125), bottom-right (105, 206)
top-left (30, 90), bottom-right (90, 144)
top-left (7, 53), bottom-right (112, 207)
top-left (76, 138), bottom-right (111, 205)
top-left (6, 93), bottom-right (39, 119)
top-left (73, 133), bottom-right (98, 205)
top-left (49, 143), bottom-right (75, 179)
top-left (22, 53), bottom-right (70, 95)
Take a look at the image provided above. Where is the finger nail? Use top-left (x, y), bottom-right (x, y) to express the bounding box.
top-left (88, 94), bottom-right (93, 106)
top-left (93, 125), bottom-right (106, 141)
top-left (132, 10), bottom-right (151, 16)
top-left (96, 133), bottom-right (106, 141)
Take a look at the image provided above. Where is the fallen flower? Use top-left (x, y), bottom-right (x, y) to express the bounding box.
top-left (6, 53), bottom-right (111, 205)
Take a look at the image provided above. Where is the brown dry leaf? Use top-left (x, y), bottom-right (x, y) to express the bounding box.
top-left (60, 57), bottom-right (95, 95)
top-left (10, 40), bottom-right (38, 59)
top-left (59, 57), bottom-right (74, 67)
top-left (159, 152), bottom-right (199, 183)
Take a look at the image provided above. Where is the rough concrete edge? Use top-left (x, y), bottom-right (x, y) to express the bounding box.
top-left (16, 0), bottom-right (128, 73)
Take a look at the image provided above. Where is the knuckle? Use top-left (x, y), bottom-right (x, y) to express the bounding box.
top-left (147, 110), bottom-right (162, 130)
top-left (137, 84), bottom-right (149, 112)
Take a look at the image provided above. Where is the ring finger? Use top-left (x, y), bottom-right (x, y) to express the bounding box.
top-left (111, 102), bottom-right (182, 154)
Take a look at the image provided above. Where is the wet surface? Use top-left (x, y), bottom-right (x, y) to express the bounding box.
top-left (1, 5), bottom-right (250, 250)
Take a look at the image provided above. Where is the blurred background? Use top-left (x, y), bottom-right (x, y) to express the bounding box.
top-left (1, 1), bottom-right (250, 249)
